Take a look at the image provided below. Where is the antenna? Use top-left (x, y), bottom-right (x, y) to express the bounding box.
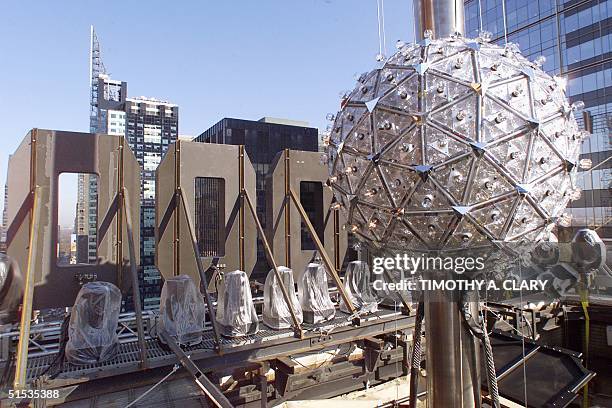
top-left (89, 25), bottom-right (106, 134)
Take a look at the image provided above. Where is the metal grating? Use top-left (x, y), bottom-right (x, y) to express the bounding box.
top-left (25, 308), bottom-right (402, 383)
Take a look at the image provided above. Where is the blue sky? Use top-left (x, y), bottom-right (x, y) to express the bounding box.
top-left (0, 0), bottom-right (416, 226)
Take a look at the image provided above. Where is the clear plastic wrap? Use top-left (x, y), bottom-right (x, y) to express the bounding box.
top-left (65, 281), bottom-right (121, 365)
top-left (216, 270), bottom-right (259, 337)
top-left (340, 261), bottom-right (378, 314)
top-left (297, 263), bottom-right (336, 324)
top-left (0, 254), bottom-right (23, 324)
top-left (263, 266), bottom-right (303, 329)
top-left (159, 275), bottom-right (206, 346)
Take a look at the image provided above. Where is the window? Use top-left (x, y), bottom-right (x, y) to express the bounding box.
top-left (195, 177), bottom-right (225, 257)
top-left (300, 181), bottom-right (324, 250)
top-left (143, 152), bottom-right (161, 171)
top-left (144, 124), bottom-right (162, 143)
top-left (57, 173), bottom-right (98, 265)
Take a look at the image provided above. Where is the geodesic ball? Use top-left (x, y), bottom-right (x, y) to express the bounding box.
top-left (325, 35), bottom-right (585, 253)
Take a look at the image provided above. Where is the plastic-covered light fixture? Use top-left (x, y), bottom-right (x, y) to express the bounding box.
top-left (298, 263), bottom-right (336, 324)
top-left (340, 261), bottom-right (378, 314)
top-left (216, 270), bottom-right (259, 337)
top-left (326, 35), bottom-right (585, 253)
top-left (159, 275), bottom-right (206, 346)
top-left (65, 282), bottom-right (122, 365)
top-left (263, 266), bottom-right (303, 329)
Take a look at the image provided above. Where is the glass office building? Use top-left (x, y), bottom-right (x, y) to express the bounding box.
top-left (465, 0), bottom-right (611, 238)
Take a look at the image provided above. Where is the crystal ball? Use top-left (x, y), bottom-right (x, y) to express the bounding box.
top-left (325, 36), bottom-right (584, 253)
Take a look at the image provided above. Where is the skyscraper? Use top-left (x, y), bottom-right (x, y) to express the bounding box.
top-left (84, 27), bottom-right (178, 308)
top-left (195, 117), bottom-right (319, 276)
top-left (464, 0), bottom-right (611, 238)
top-left (125, 96), bottom-right (178, 308)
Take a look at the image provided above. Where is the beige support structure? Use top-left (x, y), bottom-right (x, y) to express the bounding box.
top-left (6, 129), bottom-right (141, 310)
top-left (265, 150), bottom-right (348, 278)
top-left (7, 129), bottom-right (142, 387)
top-left (156, 141), bottom-right (257, 288)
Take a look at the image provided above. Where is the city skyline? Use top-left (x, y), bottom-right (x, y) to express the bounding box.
top-left (0, 0), bottom-right (415, 221)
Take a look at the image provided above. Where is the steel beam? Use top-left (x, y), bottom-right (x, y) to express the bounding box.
top-left (159, 330), bottom-right (233, 408)
top-left (288, 188), bottom-right (357, 317)
top-left (13, 185), bottom-right (40, 389)
top-left (123, 190), bottom-right (148, 369)
top-left (243, 190), bottom-right (303, 336)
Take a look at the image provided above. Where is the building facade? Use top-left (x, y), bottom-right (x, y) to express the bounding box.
top-left (464, 0), bottom-right (611, 238)
top-left (83, 72), bottom-right (178, 308)
top-left (0, 183), bottom-right (8, 252)
top-left (124, 97), bottom-right (178, 308)
top-left (78, 75), bottom-right (128, 264)
top-left (195, 117), bottom-right (319, 276)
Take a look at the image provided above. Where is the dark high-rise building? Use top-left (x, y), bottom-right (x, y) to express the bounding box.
top-left (464, 0), bottom-right (611, 238)
top-left (125, 97), bottom-right (179, 309)
top-left (195, 117), bottom-right (319, 275)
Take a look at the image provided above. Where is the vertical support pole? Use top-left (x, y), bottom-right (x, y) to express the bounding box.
top-left (333, 206), bottom-right (341, 272)
top-left (239, 145), bottom-right (245, 271)
top-left (123, 191), bottom-right (149, 369)
top-left (14, 130), bottom-right (38, 389)
top-left (13, 186), bottom-right (40, 389)
top-left (174, 141), bottom-right (181, 276)
top-left (116, 138), bottom-right (124, 287)
top-left (283, 149), bottom-right (291, 268)
top-left (259, 362), bottom-right (269, 408)
top-left (424, 273), bottom-right (479, 408)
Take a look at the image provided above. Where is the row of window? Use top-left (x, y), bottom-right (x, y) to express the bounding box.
top-left (562, 0), bottom-right (612, 35)
top-left (565, 32), bottom-right (612, 64)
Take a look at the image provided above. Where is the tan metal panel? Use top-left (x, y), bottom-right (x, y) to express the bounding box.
top-left (156, 141), bottom-right (257, 289)
top-left (6, 129), bottom-right (141, 309)
top-left (266, 150), bottom-right (348, 278)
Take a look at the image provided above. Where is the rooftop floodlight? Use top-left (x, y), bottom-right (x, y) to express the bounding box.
top-left (159, 275), bottom-right (206, 346)
top-left (298, 263), bottom-right (336, 324)
top-left (263, 266), bottom-right (303, 330)
top-left (65, 282), bottom-right (122, 365)
top-left (340, 261), bottom-right (378, 314)
top-left (0, 254), bottom-right (23, 325)
top-left (216, 270), bottom-right (259, 337)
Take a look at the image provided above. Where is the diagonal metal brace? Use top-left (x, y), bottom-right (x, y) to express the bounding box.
top-left (242, 190), bottom-right (304, 337)
top-left (288, 187), bottom-right (358, 318)
top-left (179, 188), bottom-right (223, 352)
top-left (159, 330), bottom-right (234, 408)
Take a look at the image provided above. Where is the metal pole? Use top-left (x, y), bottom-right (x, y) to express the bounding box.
top-left (239, 146), bottom-right (245, 271)
top-left (413, 0), bottom-right (464, 40)
top-left (123, 190), bottom-right (149, 369)
top-left (174, 141), bottom-right (181, 276)
top-left (284, 149), bottom-right (291, 268)
top-left (424, 271), bottom-right (479, 407)
top-left (179, 188), bottom-right (223, 350)
top-left (288, 188), bottom-right (357, 317)
top-left (13, 186), bottom-right (40, 389)
top-left (159, 330), bottom-right (234, 408)
top-left (411, 1), bottom-right (478, 405)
